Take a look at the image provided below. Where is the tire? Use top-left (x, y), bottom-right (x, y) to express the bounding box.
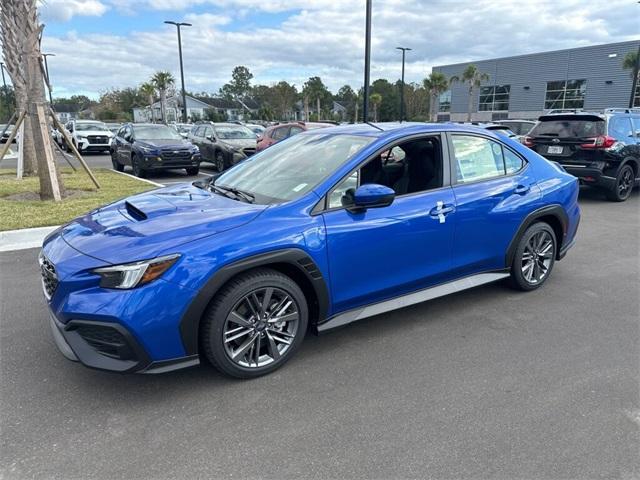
top-left (186, 167), bottom-right (199, 175)
top-left (509, 222), bottom-right (557, 291)
top-left (131, 155), bottom-right (146, 178)
top-left (605, 164), bottom-right (634, 202)
top-left (111, 150), bottom-right (124, 172)
top-left (214, 150), bottom-right (226, 172)
top-left (201, 268), bottom-right (308, 379)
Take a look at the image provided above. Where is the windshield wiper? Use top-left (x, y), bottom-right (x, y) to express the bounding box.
top-left (210, 184), bottom-right (255, 203)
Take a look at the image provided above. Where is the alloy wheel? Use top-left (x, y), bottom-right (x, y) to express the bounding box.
top-left (223, 287), bottom-right (299, 368)
top-left (618, 167), bottom-right (633, 199)
top-left (521, 230), bottom-right (554, 284)
top-left (215, 152), bottom-right (225, 172)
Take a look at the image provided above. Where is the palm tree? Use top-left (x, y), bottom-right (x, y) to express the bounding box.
top-left (151, 71), bottom-right (175, 123)
top-left (622, 50), bottom-right (640, 107)
top-left (450, 64), bottom-right (490, 121)
top-left (370, 93), bottom-right (382, 122)
top-left (139, 82), bottom-right (156, 122)
top-left (423, 71), bottom-right (449, 122)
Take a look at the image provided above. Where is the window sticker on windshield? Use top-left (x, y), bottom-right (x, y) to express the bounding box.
top-left (293, 183), bottom-right (308, 192)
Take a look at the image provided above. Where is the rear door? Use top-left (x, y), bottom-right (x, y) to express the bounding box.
top-left (527, 114), bottom-right (606, 166)
top-left (448, 133), bottom-right (543, 277)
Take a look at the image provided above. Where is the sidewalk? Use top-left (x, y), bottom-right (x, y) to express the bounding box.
top-left (0, 225), bottom-right (59, 252)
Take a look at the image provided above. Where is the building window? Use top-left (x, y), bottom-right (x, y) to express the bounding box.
top-left (634, 82), bottom-right (640, 108)
top-left (479, 85), bottom-right (510, 111)
top-left (438, 90), bottom-right (451, 112)
top-left (544, 79), bottom-right (586, 110)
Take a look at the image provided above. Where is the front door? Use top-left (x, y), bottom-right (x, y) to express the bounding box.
top-left (321, 134), bottom-right (456, 314)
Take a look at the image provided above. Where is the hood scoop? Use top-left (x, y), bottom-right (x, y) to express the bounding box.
top-left (119, 194), bottom-right (177, 221)
top-left (124, 201), bottom-right (147, 221)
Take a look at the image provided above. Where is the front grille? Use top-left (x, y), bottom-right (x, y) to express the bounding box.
top-left (39, 253), bottom-right (58, 299)
top-left (243, 147), bottom-right (256, 157)
top-left (87, 135), bottom-right (109, 144)
top-left (75, 324), bottom-right (135, 360)
top-left (161, 149), bottom-right (191, 161)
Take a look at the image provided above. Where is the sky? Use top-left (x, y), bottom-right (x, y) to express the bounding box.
top-left (30, 0), bottom-right (640, 99)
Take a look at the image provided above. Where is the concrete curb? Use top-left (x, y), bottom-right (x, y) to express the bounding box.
top-left (110, 169), bottom-right (164, 187)
top-left (0, 226), bottom-right (59, 252)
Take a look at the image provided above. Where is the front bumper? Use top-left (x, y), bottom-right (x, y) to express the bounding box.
top-left (77, 140), bottom-right (111, 152)
top-left (142, 153), bottom-right (201, 170)
top-left (48, 313), bottom-right (199, 374)
top-left (40, 233), bottom-right (202, 374)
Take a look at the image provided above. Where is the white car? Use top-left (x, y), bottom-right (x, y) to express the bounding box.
top-left (64, 120), bottom-right (113, 153)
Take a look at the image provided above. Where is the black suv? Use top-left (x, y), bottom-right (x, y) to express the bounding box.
top-left (524, 109), bottom-right (640, 201)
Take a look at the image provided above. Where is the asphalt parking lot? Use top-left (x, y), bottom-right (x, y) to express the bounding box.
top-left (1, 186), bottom-right (639, 479)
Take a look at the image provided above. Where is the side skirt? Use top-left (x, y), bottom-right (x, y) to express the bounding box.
top-left (317, 271), bottom-right (510, 333)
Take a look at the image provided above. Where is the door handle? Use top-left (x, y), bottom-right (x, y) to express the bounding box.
top-left (429, 202), bottom-right (455, 223)
top-left (514, 184), bottom-right (530, 195)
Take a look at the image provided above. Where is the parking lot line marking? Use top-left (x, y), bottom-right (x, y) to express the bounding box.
top-left (110, 169), bottom-right (164, 187)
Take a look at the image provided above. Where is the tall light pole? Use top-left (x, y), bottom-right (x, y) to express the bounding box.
top-left (41, 53), bottom-right (55, 105)
top-left (396, 47), bottom-right (411, 122)
top-left (362, 0), bottom-right (372, 123)
top-left (164, 20), bottom-right (191, 123)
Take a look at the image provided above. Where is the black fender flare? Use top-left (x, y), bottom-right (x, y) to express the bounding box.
top-left (505, 204), bottom-right (568, 268)
top-left (178, 248), bottom-right (330, 356)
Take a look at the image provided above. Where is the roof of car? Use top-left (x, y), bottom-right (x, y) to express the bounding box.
top-left (300, 122), bottom-right (509, 140)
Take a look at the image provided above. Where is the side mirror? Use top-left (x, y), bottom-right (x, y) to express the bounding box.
top-left (207, 135), bottom-right (216, 142)
top-left (349, 184), bottom-right (395, 212)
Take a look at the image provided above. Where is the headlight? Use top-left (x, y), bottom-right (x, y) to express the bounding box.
top-left (191, 145), bottom-right (200, 153)
top-left (93, 254), bottom-right (180, 289)
top-left (77, 135), bottom-right (87, 140)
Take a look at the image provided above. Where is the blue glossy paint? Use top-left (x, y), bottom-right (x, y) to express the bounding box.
top-left (41, 122), bottom-right (580, 370)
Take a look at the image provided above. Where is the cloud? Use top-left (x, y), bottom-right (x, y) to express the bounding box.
top-left (39, 0), bottom-right (639, 98)
top-left (40, 0), bottom-right (109, 22)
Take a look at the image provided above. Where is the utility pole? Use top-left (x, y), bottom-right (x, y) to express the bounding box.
top-left (362, 0), bottom-right (372, 122)
top-left (165, 21), bottom-right (191, 123)
top-left (396, 46), bottom-right (411, 122)
top-left (41, 53), bottom-right (55, 105)
top-left (0, 62), bottom-right (7, 90)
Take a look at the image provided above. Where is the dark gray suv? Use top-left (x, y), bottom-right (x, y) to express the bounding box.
top-left (189, 122), bottom-right (257, 172)
top-left (524, 108), bottom-right (640, 201)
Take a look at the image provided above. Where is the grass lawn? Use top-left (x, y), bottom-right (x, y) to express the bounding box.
top-left (0, 168), bottom-right (156, 231)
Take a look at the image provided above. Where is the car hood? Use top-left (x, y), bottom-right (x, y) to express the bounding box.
top-left (137, 139), bottom-right (192, 149)
top-left (219, 138), bottom-right (257, 149)
top-left (76, 129), bottom-right (112, 136)
top-left (60, 183), bottom-right (266, 264)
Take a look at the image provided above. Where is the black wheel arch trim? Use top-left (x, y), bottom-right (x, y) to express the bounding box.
top-left (505, 204), bottom-right (568, 267)
top-left (178, 248), bottom-right (330, 356)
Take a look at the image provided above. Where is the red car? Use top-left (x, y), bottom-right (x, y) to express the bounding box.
top-left (256, 121), bottom-right (335, 151)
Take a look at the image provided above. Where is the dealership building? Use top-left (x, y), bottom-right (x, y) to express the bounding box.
top-left (432, 40), bottom-right (640, 122)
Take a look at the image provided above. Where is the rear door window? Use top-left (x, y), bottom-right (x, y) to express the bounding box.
top-left (608, 116), bottom-right (633, 142)
top-left (451, 135), bottom-right (505, 183)
top-left (271, 127), bottom-right (288, 141)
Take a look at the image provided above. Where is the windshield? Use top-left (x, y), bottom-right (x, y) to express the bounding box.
top-left (214, 133), bottom-right (374, 204)
top-left (75, 122), bottom-right (109, 132)
top-left (134, 125), bottom-right (183, 140)
top-left (531, 119), bottom-right (605, 138)
top-left (214, 125), bottom-right (257, 139)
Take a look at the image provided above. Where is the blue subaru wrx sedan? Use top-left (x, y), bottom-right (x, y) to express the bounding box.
top-left (40, 123), bottom-right (580, 378)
